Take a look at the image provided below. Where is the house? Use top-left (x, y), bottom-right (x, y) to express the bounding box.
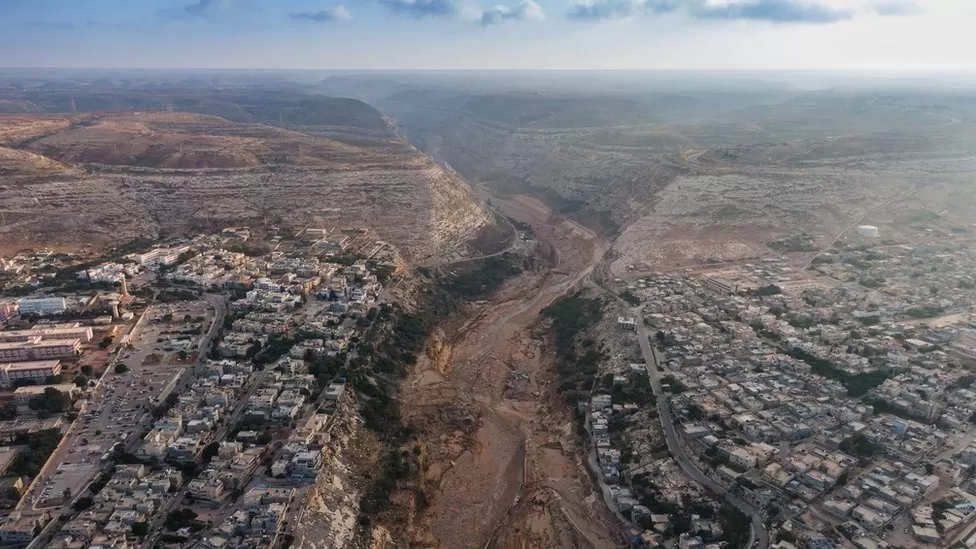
top-left (617, 317), bottom-right (637, 331)
top-left (290, 450), bottom-right (322, 482)
top-left (0, 512), bottom-right (40, 546)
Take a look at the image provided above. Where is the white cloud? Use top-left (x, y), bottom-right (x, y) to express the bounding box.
top-left (479, 0), bottom-right (545, 24)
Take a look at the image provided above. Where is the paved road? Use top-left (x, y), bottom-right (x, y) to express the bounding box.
top-left (634, 313), bottom-right (770, 549)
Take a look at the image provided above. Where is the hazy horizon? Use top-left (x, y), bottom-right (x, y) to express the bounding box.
top-left (2, 0), bottom-right (974, 71)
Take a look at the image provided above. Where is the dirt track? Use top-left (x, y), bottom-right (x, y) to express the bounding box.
top-left (401, 191), bottom-right (623, 549)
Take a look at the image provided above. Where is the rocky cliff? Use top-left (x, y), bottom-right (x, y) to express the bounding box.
top-left (0, 97), bottom-right (492, 260)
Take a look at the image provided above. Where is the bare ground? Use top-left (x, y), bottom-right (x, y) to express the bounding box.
top-left (399, 191), bottom-right (624, 549)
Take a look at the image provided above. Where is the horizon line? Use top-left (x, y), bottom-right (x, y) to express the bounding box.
top-left (2, 66), bottom-right (976, 73)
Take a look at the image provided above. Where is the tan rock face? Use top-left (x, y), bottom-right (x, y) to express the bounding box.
top-left (0, 111), bottom-right (491, 260)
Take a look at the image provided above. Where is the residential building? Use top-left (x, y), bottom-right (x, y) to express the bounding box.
top-left (16, 297), bottom-right (66, 316)
top-left (0, 338), bottom-right (80, 362)
top-left (0, 360), bottom-right (62, 387)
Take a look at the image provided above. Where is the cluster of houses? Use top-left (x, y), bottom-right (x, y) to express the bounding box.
top-left (602, 258), bottom-right (976, 548)
top-left (202, 487), bottom-right (296, 549)
top-left (52, 465), bottom-right (183, 548)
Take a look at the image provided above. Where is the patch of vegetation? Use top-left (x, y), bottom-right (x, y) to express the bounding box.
top-left (542, 293), bottom-right (605, 402)
top-left (768, 235), bottom-right (817, 253)
top-left (858, 277), bottom-right (885, 289)
top-left (865, 398), bottom-right (930, 423)
top-left (0, 401), bottom-right (16, 420)
top-left (359, 447), bottom-right (421, 516)
top-left (156, 288), bottom-right (200, 302)
top-left (786, 315), bottom-right (814, 329)
top-left (752, 284), bottom-right (782, 296)
top-left (904, 306), bottom-right (945, 319)
top-left (839, 434), bottom-right (878, 458)
top-left (331, 251), bottom-right (366, 267)
top-left (252, 335), bottom-right (296, 367)
top-left (661, 374), bottom-right (687, 394)
top-left (28, 387), bottom-right (71, 416)
top-left (6, 429), bottom-right (62, 479)
top-left (859, 315), bottom-right (880, 326)
top-left (439, 253), bottom-right (524, 299)
top-left (164, 508), bottom-right (199, 531)
top-left (718, 503), bottom-right (752, 549)
top-left (611, 374), bottom-right (655, 407)
top-left (949, 375), bottom-right (976, 391)
top-left (619, 290), bottom-right (641, 306)
top-left (786, 347), bottom-right (891, 397)
top-left (543, 293), bottom-right (604, 359)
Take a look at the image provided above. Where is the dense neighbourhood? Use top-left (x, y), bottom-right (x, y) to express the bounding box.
top-left (577, 236), bottom-right (976, 549)
top-left (0, 227), bottom-right (402, 548)
top-left (2, 226), bottom-right (976, 549)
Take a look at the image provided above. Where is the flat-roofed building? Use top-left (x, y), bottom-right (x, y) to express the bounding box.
top-left (0, 447), bottom-right (20, 477)
top-left (0, 324), bottom-right (92, 344)
top-left (851, 505), bottom-right (893, 532)
top-left (0, 360), bottom-right (62, 388)
top-left (13, 383), bottom-right (78, 405)
top-left (16, 297), bottom-right (66, 316)
top-left (703, 276), bottom-right (739, 295)
top-left (0, 338), bottom-right (80, 363)
top-left (130, 246), bottom-right (189, 267)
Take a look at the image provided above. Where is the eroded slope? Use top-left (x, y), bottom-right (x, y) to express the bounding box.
top-left (0, 106), bottom-right (491, 260)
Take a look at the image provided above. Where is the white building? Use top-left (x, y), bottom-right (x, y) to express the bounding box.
top-left (0, 360), bottom-right (63, 388)
top-left (13, 383), bottom-right (78, 404)
top-left (0, 324), bottom-right (92, 344)
top-left (17, 297), bottom-right (66, 316)
top-left (129, 246), bottom-right (189, 267)
top-left (0, 338), bottom-right (81, 362)
top-left (856, 225), bottom-right (879, 238)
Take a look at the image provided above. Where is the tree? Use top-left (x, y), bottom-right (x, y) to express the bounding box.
top-left (80, 365), bottom-right (93, 376)
top-left (72, 497), bottom-right (93, 511)
top-left (114, 363), bottom-right (129, 374)
top-left (28, 388), bottom-right (71, 415)
top-left (201, 442), bottom-right (220, 461)
top-left (0, 401), bottom-right (16, 420)
top-left (245, 341), bottom-right (262, 359)
top-left (73, 375), bottom-right (89, 388)
top-left (619, 290), bottom-right (641, 306)
top-left (755, 284), bottom-right (783, 296)
top-left (131, 521), bottom-right (150, 537)
top-left (7, 429), bottom-right (62, 478)
top-left (165, 508), bottom-right (198, 531)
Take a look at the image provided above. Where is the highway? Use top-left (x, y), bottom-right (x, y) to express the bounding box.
top-left (634, 312), bottom-right (770, 549)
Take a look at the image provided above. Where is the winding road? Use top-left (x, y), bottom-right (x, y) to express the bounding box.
top-left (634, 312), bottom-right (770, 549)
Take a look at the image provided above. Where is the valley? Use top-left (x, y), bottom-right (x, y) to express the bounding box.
top-left (401, 187), bottom-right (620, 549)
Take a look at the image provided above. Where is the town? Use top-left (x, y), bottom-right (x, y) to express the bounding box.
top-left (2, 222), bottom-right (976, 549)
top-left (0, 227), bottom-right (396, 548)
top-left (577, 231), bottom-right (976, 549)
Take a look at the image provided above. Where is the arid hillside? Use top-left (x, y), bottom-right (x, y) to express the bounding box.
top-left (364, 83), bottom-right (976, 271)
top-left (0, 97), bottom-right (492, 260)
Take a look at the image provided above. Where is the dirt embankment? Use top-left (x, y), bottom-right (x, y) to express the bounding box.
top-left (398, 190), bottom-right (624, 549)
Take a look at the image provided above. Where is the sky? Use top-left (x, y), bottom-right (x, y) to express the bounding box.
top-left (1, 0), bottom-right (974, 70)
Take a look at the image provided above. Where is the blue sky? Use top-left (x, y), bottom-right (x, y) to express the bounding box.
top-left (1, 0), bottom-right (973, 69)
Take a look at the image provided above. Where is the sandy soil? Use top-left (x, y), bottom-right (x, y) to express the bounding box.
top-left (400, 191), bottom-right (625, 549)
